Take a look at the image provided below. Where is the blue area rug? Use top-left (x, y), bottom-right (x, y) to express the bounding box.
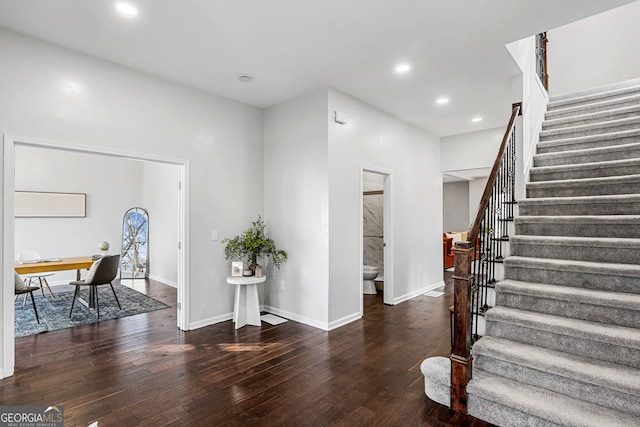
top-left (15, 286), bottom-right (170, 337)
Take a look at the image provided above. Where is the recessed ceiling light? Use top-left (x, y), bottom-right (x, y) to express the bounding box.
top-left (472, 117), bottom-right (483, 122)
top-left (436, 97), bottom-right (449, 104)
top-left (395, 63), bottom-right (411, 73)
top-left (115, 2), bottom-right (138, 17)
top-left (238, 74), bottom-right (253, 83)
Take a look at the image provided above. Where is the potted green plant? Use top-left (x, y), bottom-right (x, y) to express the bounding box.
top-left (222, 216), bottom-right (288, 275)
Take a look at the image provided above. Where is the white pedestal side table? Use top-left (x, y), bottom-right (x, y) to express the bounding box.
top-left (227, 275), bottom-right (266, 329)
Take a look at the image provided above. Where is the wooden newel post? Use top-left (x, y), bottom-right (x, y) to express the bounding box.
top-left (450, 240), bottom-right (473, 413)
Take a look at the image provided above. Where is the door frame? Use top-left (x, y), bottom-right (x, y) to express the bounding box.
top-left (360, 166), bottom-right (393, 312)
top-left (2, 133), bottom-right (189, 378)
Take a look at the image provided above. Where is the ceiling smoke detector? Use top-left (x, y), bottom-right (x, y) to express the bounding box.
top-left (238, 74), bottom-right (253, 83)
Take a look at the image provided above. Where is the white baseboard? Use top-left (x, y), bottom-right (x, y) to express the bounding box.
top-left (327, 312), bottom-right (362, 331)
top-left (188, 311), bottom-right (234, 330)
top-left (146, 274), bottom-right (177, 288)
top-left (393, 281), bottom-right (445, 305)
top-left (262, 305), bottom-right (330, 330)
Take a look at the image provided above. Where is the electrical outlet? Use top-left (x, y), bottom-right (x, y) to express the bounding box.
top-left (280, 280), bottom-right (285, 290)
top-left (211, 230), bottom-right (218, 241)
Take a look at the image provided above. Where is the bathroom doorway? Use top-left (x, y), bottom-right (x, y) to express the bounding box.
top-left (361, 168), bottom-right (393, 310)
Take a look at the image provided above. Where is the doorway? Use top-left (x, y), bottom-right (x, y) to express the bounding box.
top-left (3, 134), bottom-right (189, 378)
top-left (361, 167), bottom-right (393, 312)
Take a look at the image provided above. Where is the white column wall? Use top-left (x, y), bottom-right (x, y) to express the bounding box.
top-left (263, 88), bottom-right (329, 328)
top-left (142, 162), bottom-right (180, 286)
top-left (328, 88), bottom-right (442, 326)
top-left (0, 28), bottom-right (263, 376)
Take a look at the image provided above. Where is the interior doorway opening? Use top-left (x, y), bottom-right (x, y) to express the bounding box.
top-left (361, 167), bottom-right (393, 313)
top-left (3, 133), bottom-right (189, 379)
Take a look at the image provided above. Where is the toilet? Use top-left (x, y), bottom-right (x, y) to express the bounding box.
top-left (363, 265), bottom-right (379, 294)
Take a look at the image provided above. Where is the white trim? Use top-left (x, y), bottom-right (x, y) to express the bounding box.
top-left (188, 312), bottom-right (234, 330)
top-left (2, 133), bottom-right (189, 378)
top-left (326, 311), bottom-right (362, 331)
top-left (2, 135), bottom-right (16, 379)
top-left (263, 305), bottom-right (330, 331)
top-left (146, 274), bottom-right (177, 288)
top-left (393, 281), bottom-right (444, 305)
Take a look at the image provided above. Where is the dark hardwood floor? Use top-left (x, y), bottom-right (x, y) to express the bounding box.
top-left (1, 274), bottom-right (493, 426)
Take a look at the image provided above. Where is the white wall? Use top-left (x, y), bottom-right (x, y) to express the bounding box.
top-left (443, 181), bottom-right (469, 232)
top-left (441, 127), bottom-right (504, 173)
top-left (143, 162), bottom-right (180, 286)
top-left (14, 146), bottom-right (142, 283)
top-left (328, 88), bottom-right (442, 325)
top-left (548, 1), bottom-right (640, 95)
top-left (507, 35), bottom-right (548, 193)
top-left (0, 28), bottom-right (263, 377)
top-left (263, 88), bottom-right (329, 328)
top-left (468, 177), bottom-right (489, 226)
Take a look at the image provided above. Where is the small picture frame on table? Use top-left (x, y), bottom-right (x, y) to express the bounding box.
top-left (231, 261), bottom-right (244, 277)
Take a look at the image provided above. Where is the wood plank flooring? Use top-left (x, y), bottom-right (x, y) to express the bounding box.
top-left (1, 274), bottom-right (493, 426)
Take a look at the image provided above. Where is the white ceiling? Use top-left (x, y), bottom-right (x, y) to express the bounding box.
top-left (0, 0), bottom-right (635, 136)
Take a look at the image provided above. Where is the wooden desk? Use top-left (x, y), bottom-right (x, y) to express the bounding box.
top-left (15, 256), bottom-right (95, 280)
top-left (227, 276), bottom-right (266, 329)
top-left (15, 256), bottom-right (96, 307)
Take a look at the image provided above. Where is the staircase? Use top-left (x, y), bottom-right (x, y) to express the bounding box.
top-left (423, 79), bottom-right (640, 426)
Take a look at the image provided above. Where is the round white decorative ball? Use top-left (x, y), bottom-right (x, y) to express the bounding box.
top-left (98, 241), bottom-right (110, 251)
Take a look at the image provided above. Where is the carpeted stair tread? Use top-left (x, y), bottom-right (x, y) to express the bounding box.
top-left (496, 280), bottom-right (640, 312)
top-left (540, 116), bottom-right (640, 141)
top-left (529, 158), bottom-right (640, 182)
top-left (548, 79), bottom-right (640, 107)
top-left (543, 103), bottom-right (640, 131)
top-left (472, 336), bottom-right (640, 399)
top-left (514, 215), bottom-right (640, 238)
top-left (526, 173), bottom-right (640, 198)
top-left (504, 256), bottom-right (640, 294)
top-left (495, 279), bottom-right (640, 328)
top-left (486, 306), bottom-right (640, 352)
top-left (537, 128), bottom-right (640, 154)
top-left (467, 370), bottom-right (640, 427)
top-left (533, 141), bottom-right (640, 167)
top-left (517, 194), bottom-right (640, 216)
top-left (510, 235), bottom-right (640, 264)
top-left (546, 92), bottom-right (640, 121)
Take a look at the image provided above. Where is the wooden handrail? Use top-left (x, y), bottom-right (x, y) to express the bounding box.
top-left (467, 103), bottom-right (521, 245)
top-left (450, 101), bottom-right (522, 413)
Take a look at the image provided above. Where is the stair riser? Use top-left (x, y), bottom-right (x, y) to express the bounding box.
top-left (543, 110), bottom-right (640, 131)
top-left (527, 181), bottom-right (640, 198)
top-left (537, 134), bottom-right (640, 154)
top-left (529, 164), bottom-right (640, 182)
top-left (518, 200), bottom-right (640, 216)
top-left (467, 395), bottom-right (548, 427)
top-left (510, 241), bottom-right (638, 264)
top-left (496, 293), bottom-right (640, 329)
top-left (540, 121), bottom-right (640, 141)
top-left (504, 263), bottom-right (640, 294)
top-left (485, 320), bottom-right (640, 369)
top-left (514, 221), bottom-right (640, 238)
top-left (534, 147), bottom-right (640, 167)
top-left (546, 97), bottom-right (640, 120)
top-left (473, 357), bottom-right (640, 417)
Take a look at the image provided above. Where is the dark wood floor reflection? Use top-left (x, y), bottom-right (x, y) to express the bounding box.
top-left (2, 275), bottom-right (492, 426)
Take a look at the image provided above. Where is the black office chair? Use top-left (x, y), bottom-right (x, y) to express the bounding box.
top-left (15, 272), bottom-right (40, 323)
top-left (69, 254), bottom-right (121, 318)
